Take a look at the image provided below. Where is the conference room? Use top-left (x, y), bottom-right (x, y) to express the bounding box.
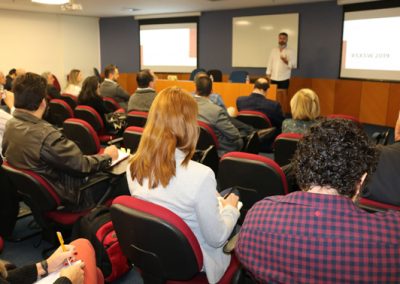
top-left (1, 0), bottom-right (400, 283)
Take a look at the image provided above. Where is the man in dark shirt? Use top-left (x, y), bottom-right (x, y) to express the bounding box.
top-left (362, 111), bottom-right (400, 205)
top-left (236, 77), bottom-right (284, 131)
top-left (236, 119), bottom-right (400, 283)
top-left (2, 73), bottom-right (127, 211)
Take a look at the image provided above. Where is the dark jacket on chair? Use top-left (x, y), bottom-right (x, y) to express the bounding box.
top-left (2, 110), bottom-right (112, 209)
top-left (236, 93), bottom-right (284, 131)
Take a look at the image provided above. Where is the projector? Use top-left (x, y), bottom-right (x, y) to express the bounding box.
top-left (61, 3), bottom-right (82, 11)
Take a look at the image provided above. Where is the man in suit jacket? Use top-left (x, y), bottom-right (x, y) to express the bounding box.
top-left (362, 112), bottom-right (400, 206)
top-left (236, 77), bottom-right (284, 132)
top-left (195, 76), bottom-right (243, 155)
top-left (99, 64), bottom-right (130, 110)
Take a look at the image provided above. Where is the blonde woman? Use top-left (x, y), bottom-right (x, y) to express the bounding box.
top-left (127, 87), bottom-right (240, 283)
top-left (282, 88), bottom-right (320, 134)
top-left (63, 69), bottom-right (82, 96)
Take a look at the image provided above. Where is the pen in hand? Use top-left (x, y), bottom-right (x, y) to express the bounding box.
top-left (57, 231), bottom-right (71, 266)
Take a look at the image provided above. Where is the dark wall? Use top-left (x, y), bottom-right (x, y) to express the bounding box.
top-left (100, 1), bottom-right (343, 79)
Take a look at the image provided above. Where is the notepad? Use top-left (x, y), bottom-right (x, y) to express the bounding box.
top-left (110, 149), bottom-right (130, 167)
top-left (217, 197), bottom-right (243, 212)
top-left (34, 260), bottom-right (82, 284)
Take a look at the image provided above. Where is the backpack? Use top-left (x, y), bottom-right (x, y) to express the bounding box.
top-left (72, 206), bottom-right (130, 282)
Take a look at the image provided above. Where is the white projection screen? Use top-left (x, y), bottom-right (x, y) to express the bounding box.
top-left (340, 7), bottom-right (400, 81)
top-left (140, 23), bottom-right (197, 72)
top-left (232, 13), bottom-right (299, 68)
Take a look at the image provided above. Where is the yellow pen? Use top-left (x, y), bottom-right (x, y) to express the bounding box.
top-left (57, 231), bottom-right (71, 266)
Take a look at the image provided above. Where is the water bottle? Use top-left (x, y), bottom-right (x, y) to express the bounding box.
top-left (210, 74), bottom-right (214, 82)
top-left (245, 75), bottom-right (250, 84)
top-left (0, 85), bottom-right (5, 100)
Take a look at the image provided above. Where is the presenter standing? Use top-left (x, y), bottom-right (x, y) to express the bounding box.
top-left (266, 32), bottom-right (297, 115)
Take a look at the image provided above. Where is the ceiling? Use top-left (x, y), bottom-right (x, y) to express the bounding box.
top-left (0, 0), bottom-right (335, 17)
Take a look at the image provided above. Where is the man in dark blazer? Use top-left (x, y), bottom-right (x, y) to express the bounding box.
top-left (99, 64), bottom-right (130, 110)
top-left (236, 77), bottom-right (284, 132)
top-left (362, 112), bottom-right (400, 206)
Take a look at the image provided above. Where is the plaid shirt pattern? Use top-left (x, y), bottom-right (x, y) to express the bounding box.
top-left (236, 191), bottom-right (400, 283)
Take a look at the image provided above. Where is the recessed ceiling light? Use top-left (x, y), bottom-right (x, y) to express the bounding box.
top-left (32, 0), bottom-right (69, 4)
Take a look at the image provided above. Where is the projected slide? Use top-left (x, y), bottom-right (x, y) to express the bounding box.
top-left (140, 23), bottom-right (197, 73)
top-left (340, 7), bottom-right (400, 81)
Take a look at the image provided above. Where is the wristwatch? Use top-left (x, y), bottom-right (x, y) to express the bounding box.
top-left (41, 260), bottom-right (49, 277)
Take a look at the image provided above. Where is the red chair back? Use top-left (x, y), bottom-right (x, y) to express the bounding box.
top-left (103, 97), bottom-right (122, 112)
top-left (126, 111), bottom-right (148, 127)
top-left (327, 114), bottom-right (360, 124)
top-left (111, 196), bottom-right (204, 282)
top-left (358, 198), bottom-right (400, 212)
top-left (75, 105), bottom-right (104, 132)
top-left (273, 133), bottom-right (303, 167)
top-left (197, 121), bottom-right (219, 150)
top-left (60, 93), bottom-right (78, 109)
top-left (63, 118), bottom-right (101, 155)
top-left (47, 99), bottom-right (74, 127)
top-left (123, 126), bottom-right (144, 153)
top-left (236, 110), bottom-right (272, 129)
top-left (218, 152), bottom-right (288, 223)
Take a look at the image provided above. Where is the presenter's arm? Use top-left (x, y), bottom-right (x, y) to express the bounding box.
top-left (266, 50), bottom-right (273, 77)
top-left (286, 49), bottom-right (297, 69)
top-left (395, 111), bottom-right (400, 142)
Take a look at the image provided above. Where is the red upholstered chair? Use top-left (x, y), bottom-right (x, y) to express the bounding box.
top-left (110, 196), bottom-right (241, 284)
top-left (358, 198), bottom-right (400, 213)
top-left (236, 110), bottom-right (272, 129)
top-left (126, 111), bottom-right (148, 128)
top-left (60, 93), bottom-right (78, 109)
top-left (197, 121), bottom-right (219, 151)
top-left (273, 133), bottom-right (303, 167)
top-left (74, 105), bottom-right (116, 144)
top-left (103, 97), bottom-right (124, 113)
top-left (63, 118), bottom-right (103, 155)
top-left (327, 114), bottom-right (361, 124)
top-left (1, 162), bottom-right (99, 243)
top-left (46, 99), bottom-right (74, 127)
top-left (217, 152), bottom-right (288, 223)
top-left (123, 126), bottom-right (143, 153)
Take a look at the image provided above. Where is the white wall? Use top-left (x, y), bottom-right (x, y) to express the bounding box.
top-left (0, 9), bottom-right (100, 89)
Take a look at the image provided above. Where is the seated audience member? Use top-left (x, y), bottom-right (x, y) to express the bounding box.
top-left (1, 72), bottom-right (15, 113)
top-left (42, 71), bottom-right (61, 100)
top-left (127, 87), bottom-right (240, 283)
top-left (194, 72), bottom-right (227, 110)
top-left (236, 119), bottom-right (400, 283)
top-left (4, 69), bottom-right (16, 91)
top-left (195, 76), bottom-right (243, 155)
top-left (0, 238), bottom-right (100, 284)
top-left (127, 69), bottom-right (157, 112)
top-left (2, 73), bottom-right (129, 211)
top-left (282, 88), bottom-right (320, 134)
top-left (236, 77), bottom-right (284, 131)
top-left (78, 76), bottom-right (112, 128)
top-left (99, 64), bottom-right (129, 110)
top-left (63, 69), bottom-right (82, 97)
top-left (362, 111), bottom-right (400, 206)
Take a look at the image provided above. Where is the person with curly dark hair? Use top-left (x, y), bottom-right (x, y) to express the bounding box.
top-left (236, 119), bottom-right (400, 283)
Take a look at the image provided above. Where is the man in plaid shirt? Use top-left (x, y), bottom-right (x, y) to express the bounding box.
top-left (236, 119), bottom-right (400, 283)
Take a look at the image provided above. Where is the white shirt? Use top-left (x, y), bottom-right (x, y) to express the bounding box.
top-left (266, 46), bottom-right (297, 81)
top-left (126, 149), bottom-right (240, 283)
top-left (63, 84), bottom-right (81, 97)
top-left (0, 109), bottom-right (12, 155)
